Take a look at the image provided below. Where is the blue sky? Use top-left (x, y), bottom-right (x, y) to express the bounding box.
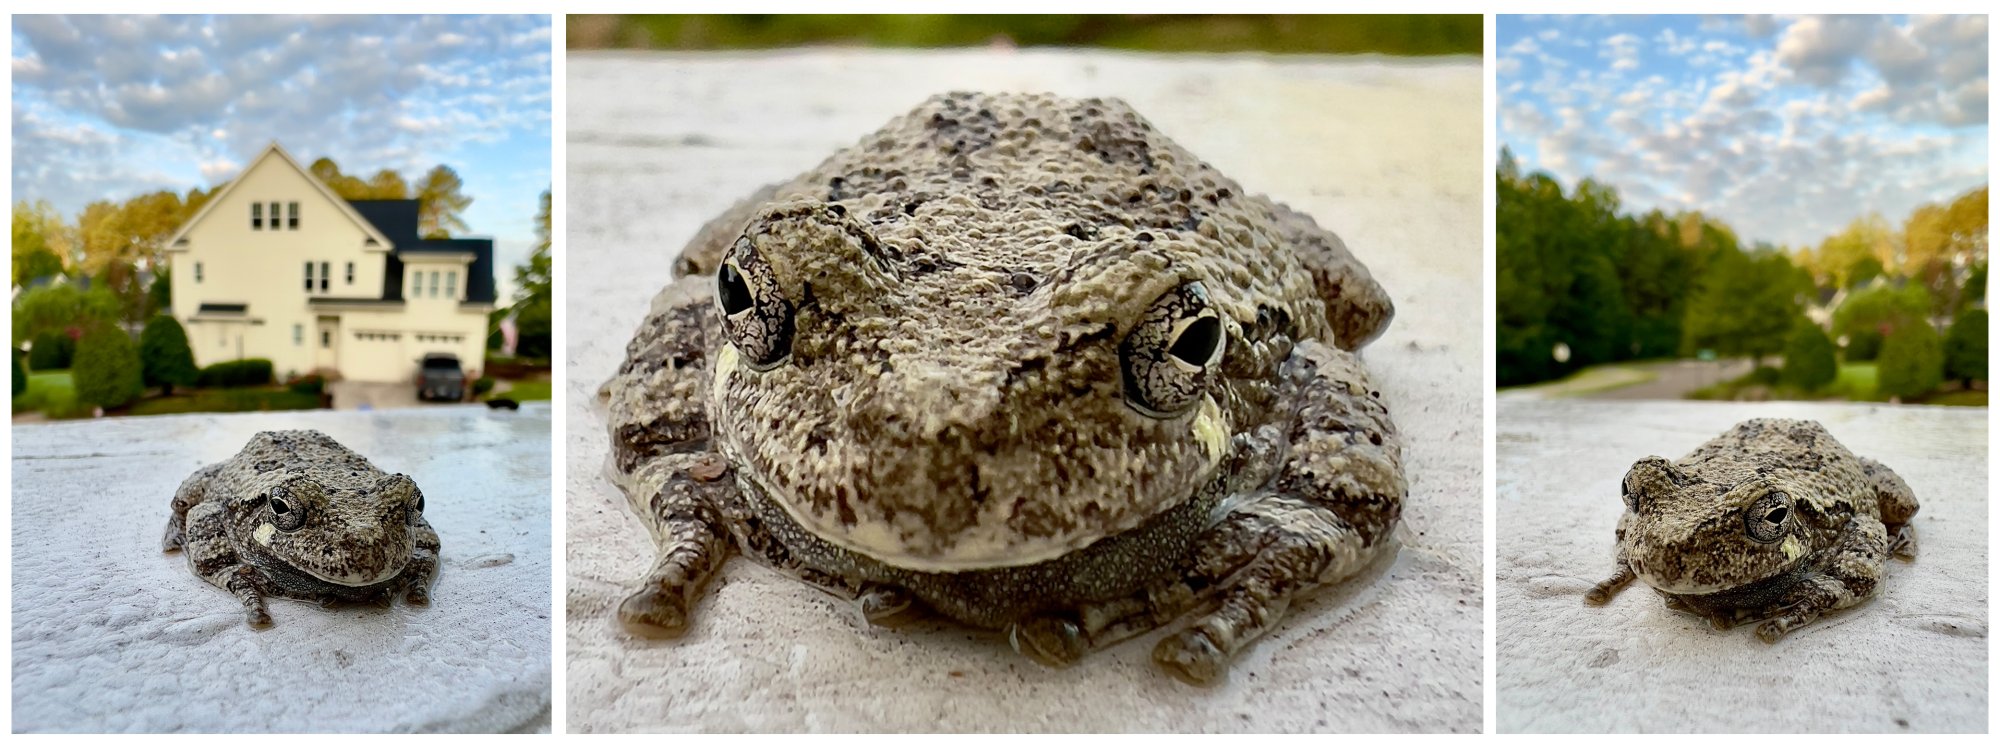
top-left (1498, 14), bottom-right (1987, 249)
top-left (11, 14), bottom-right (551, 300)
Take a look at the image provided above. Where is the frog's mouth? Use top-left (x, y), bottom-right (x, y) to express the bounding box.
top-left (1632, 535), bottom-right (1812, 597)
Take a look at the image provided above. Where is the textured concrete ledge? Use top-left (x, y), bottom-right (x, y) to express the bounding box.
top-left (1496, 400), bottom-right (1987, 733)
top-left (11, 405), bottom-right (553, 733)
top-left (565, 49), bottom-right (1483, 732)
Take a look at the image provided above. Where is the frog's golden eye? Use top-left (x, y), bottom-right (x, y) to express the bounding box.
top-left (268, 487), bottom-right (307, 533)
top-left (716, 237), bottom-right (795, 371)
top-left (1120, 281), bottom-right (1226, 418)
top-left (1744, 491), bottom-right (1791, 544)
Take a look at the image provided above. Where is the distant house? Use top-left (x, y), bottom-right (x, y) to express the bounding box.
top-left (165, 142), bottom-right (494, 383)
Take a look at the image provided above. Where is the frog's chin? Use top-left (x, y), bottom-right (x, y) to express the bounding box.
top-left (1637, 554), bottom-right (1809, 597)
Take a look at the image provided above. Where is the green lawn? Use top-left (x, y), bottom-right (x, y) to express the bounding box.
top-left (490, 379), bottom-right (551, 402)
top-left (128, 388), bottom-right (321, 416)
top-left (13, 370), bottom-right (85, 418)
top-left (1828, 363), bottom-right (1882, 401)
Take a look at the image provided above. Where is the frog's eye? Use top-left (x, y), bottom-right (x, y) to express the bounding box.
top-left (268, 488), bottom-right (307, 532)
top-left (1744, 491), bottom-right (1791, 544)
top-left (716, 237), bottom-right (795, 371)
top-left (1120, 282), bottom-right (1227, 418)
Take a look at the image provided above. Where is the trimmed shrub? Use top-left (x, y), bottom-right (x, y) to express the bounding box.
top-left (1943, 309), bottom-right (1988, 387)
top-left (472, 376), bottom-right (496, 396)
top-left (1780, 324), bottom-right (1838, 392)
top-left (72, 325), bottom-right (143, 410)
top-left (197, 358), bottom-right (275, 388)
top-left (138, 316), bottom-right (198, 395)
top-left (1746, 365), bottom-right (1782, 387)
top-left (286, 374), bottom-right (326, 396)
top-left (1877, 322), bottom-right (1944, 400)
top-left (1844, 329), bottom-right (1883, 362)
top-left (11, 348), bottom-right (25, 396)
top-left (28, 330), bottom-right (74, 371)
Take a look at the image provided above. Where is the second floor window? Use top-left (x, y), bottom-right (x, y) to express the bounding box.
top-left (320, 261), bottom-right (330, 292)
top-left (303, 261), bottom-right (313, 291)
top-left (429, 271), bottom-right (440, 298)
top-left (346, 262), bottom-right (355, 285)
top-left (252, 203), bottom-right (263, 230)
top-left (270, 202), bottom-right (282, 229)
top-left (288, 202), bottom-right (299, 229)
top-left (194, 262), bottom-right (203, 283)
top-left (445, 271), bottom-right (457, 299)
top-left (293, 324), bottom-right (303, 346)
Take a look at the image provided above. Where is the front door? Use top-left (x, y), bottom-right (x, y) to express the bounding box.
top-left (314, 316), bottom-right (340, 373)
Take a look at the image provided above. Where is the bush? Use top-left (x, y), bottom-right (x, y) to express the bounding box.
top-left (1943, 309), bottom-right (1987, 387)
top-left (472, 376), bottom-right (496, 396)
top-left (1746, 365), bottom-right (1782, 387)
top-left (71, 325), bottom-right (143, 410)
top-left (28, 330), bottom-right (74, 370)
top-left (1844, 329), bottom-right (1883, 362)
top-left (11, 348), bottom-right (25, 397)
top-left (1781, 324), bottom-right (1838, 392)
top-left (286, 373), bottom-right (326, 396)
top-left (138, 316), bottom-right (198, 394)
top-left (197, 358), bottom-right (275, 388)
top-left (1877, 322), bottom-right (1943, 400)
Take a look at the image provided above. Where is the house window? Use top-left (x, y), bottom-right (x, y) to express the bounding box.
top-left (194, 262), bottom-right (203, 283)
top-left (252, 203), bottom-right (263, 230)
top-left (319, 261), bottom-right (330, 292)
top-left (429, 271), bottom-right (440, 297)
top-left (303, 261), bottom-right (314, 291)
top-left (346, 262), bottom-right (355, 285)
top-left (321, 330), bottom-right (331, 349)
top-left (293, 324), bottom-right (303, 345)
top-left (445, 271), bottom-right (457, 299)
top-left (288, 202), bottom-right (299, 229)
top-left (270, 202), bottom-right (282, 229)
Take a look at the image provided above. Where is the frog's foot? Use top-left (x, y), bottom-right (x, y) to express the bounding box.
top-left (223, 566), bottom-right (274, 628)
top-left (856, 584), bottom-right (924, 628)
top-left (162, 521), bottom-right (185, 554)
top-left (1888, 523), bottom-right (1918, 560)
top-left (1585, 561), bottom-right (1636, 605)
top-left (618, 487), bottom-right (734, 639)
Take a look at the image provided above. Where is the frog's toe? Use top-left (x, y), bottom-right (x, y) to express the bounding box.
top-left (406, 586), bottom-right (431, 606)
top-left (856, 584), bottom-right (919, 628)
top-left (1153, 628), bottom-right (1227, 686)
top-left (246, 608), bottom-right (274, 628)
top-left (617, 588), bottom-right (691, 639)
top-left (1008, 615), bottom-right (1088, 668)
top-left (1754, 620), bottom-right (1786, 644)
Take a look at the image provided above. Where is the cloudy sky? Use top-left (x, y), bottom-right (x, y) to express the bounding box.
top-left (12, 14), bottom-right (551, 299)
top-left (1499, 14), bottom-right (1988, 249)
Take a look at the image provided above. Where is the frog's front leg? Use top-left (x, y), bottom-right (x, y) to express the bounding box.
top-left (399, 516), bottom-right (442, 605)
top-left (181, 503), bottom-right (275, 627)
top-left (1753, 517), bottom-right (1889, 643)
top-left (614, 454), bottom-right (739, 638)
top-left (162, 463), bottom-right (223, 553)
top-left (1584, 517), bottom-right (1637, 605)
top-left (1011, 341), bottom-right (1403, 684)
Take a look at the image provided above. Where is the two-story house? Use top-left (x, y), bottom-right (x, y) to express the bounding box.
top-left (165, 142), bottom-right (495, 383)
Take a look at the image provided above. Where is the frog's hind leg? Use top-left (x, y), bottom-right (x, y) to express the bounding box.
top-left (1752, 518), bottom-right (1889, 643)
top-left (162, 463), bottom-right (223, 553)
top-left (615, 455), bottom-right (739, 639)
top-left (1858, 456), bottom-right (1919, 560)
top-left (1011, 341), bottom-right (1403, 685)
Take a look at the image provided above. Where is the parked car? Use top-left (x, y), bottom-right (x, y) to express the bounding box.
top-left (417, 354), bottom-right (466, 402)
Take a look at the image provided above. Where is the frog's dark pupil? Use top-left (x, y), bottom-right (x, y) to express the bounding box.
top-left (271, 498), bottom-right (292, 515)
top-left (718, 264), bottom-right (753, 316)
top-left (1766, 506), bottom-right (1787, 524)
top-left (1169, 316), bottom-right (1221, 365)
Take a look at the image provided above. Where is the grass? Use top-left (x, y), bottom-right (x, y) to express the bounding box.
top-left (13, 370), bottom-right (85, 418)
top-left (1827, 363), bottom-right (1882, 401)
top-left (489, 379), bottom-right (551, 402)
top-left (126, 388), bottom-right (322, 416)
top-left (1498, 362), bottom-right (1661, 398)
top-left (1687, 361), bottom-right (1986, 407)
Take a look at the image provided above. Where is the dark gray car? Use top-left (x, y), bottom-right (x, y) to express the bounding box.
top-left (417, 353), bottom-right (466, 402)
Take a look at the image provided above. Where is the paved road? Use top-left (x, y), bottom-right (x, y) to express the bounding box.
top-left (1580, 358), bottom-right (1757, 400)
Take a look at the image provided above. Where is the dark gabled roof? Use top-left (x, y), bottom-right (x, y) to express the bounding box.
top-left (345, 199), bottom-right (497, 305)
top-left (197, 303), bottom-right (247, 314)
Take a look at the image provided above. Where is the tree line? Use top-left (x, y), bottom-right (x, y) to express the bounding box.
top-left (1497, 146), bottom-right (1986, 399)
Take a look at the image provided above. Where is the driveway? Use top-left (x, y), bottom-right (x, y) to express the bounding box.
top-left (328, 380), bottom-right (424, 411)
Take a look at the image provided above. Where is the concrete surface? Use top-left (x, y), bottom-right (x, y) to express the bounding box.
top-left (565, 49), bottom-right (1483, 732)
top-left (1495, 400), bottom-right (1987, 733)
top-left (11, 404), bottom-right (554, 732)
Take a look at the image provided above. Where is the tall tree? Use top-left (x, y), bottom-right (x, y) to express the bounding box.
top-left (12, 200), bottom-right (69, 286)
top-left (510, 189), bottom-right (554, 360)
top-left (1682, 247), bottom-right (1809, 365)
top-left (366, 169), bottom-right (411, 199)
top-left (415, 165), bottom-right (473, 238)
top-left (308, 156), bottom-right (372, 200)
